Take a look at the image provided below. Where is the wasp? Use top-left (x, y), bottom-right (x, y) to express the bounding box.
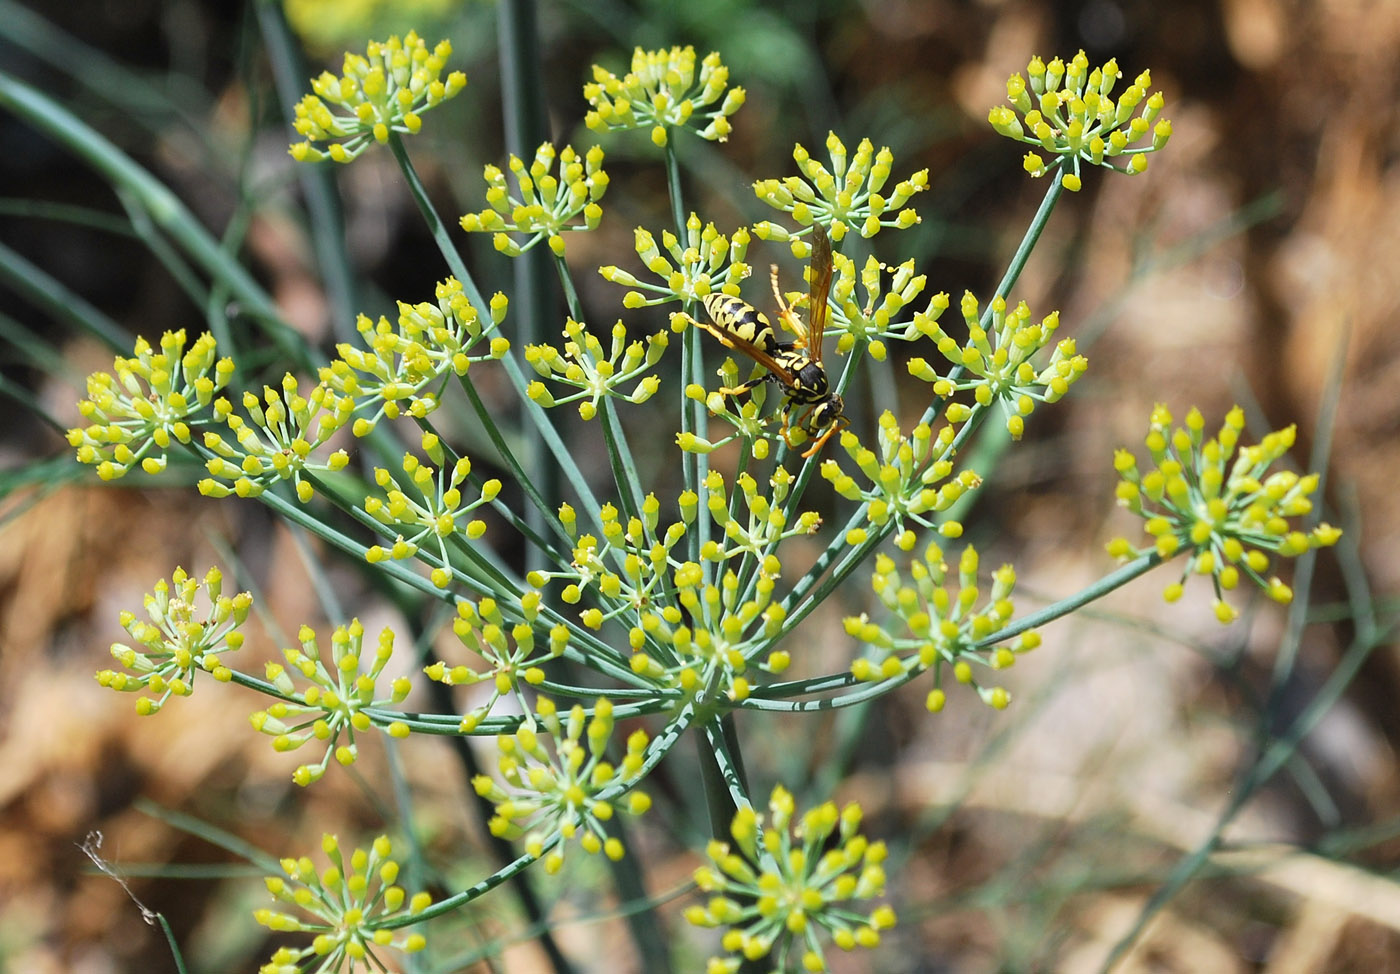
top-left (691, 223), bottom-right (845, 457)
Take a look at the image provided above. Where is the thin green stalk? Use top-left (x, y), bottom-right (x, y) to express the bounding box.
top-left (550, 252), bottom-right (648, 526)
top-left (229, 461), bottom-right (642, 687)
top-left (0, 72), bottom-right (293, 341)
top-left (1100, 617), bottom-right (1390, 972)
top-left (416, 414), bottom-right (573, 567)
top-left (917, 170), bottom-right (1065, 430)
top-left (496, 0), bottom-right (559, 580)
top-left (385, 133), bottom-right (612, 539)
top-left (0, 239), bottom-right (130, 349)
top-left (664, 136), bottom-right (712, 567)
top-left (253, 0), bottom-right (358, 343)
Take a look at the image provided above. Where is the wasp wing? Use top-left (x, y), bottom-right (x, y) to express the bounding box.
top-left (694, 315), bottom-right (799, 385)
top-left (805, 223), bottom-right (833, 364)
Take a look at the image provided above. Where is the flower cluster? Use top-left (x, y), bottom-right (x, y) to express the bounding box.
top-left (523, 317), bottom-right (667, 419)
top-left (844, 543), bottom-right (1039, 712)
top-left (822, 411), bottom-right (978, 541)
top-left (288, 32), bottom-right (467, 163)
top-left (988, 50), bottom-right (1171, 190)
top-left (907, 292), bottom-right (1087, 440)
top-left (95, 567), bottom-right (251, 715)
top-left (686, 785), bottom-right (895, 974)
top-left (600, 215), bottom-right (751, 309)
top-left (425, 592), bottom-right (569, 731)
top-left (627, 558), bottom-right (791, 703)
top-left (753, 133), bottom-right (928, 249)
top-left (827, 252), bottom-right (948, 356)
top-left (198, 374), bottom-right (352, 503)
top-left (472, 698), bottom-right (652, 873)
top-left (256, 833), bottom-right (431, 974)
top-left (251, 621), bottom-right (412, 786)
top-left (584, 46), bottom-right (745, 147)
top-left (459, 143), bottom-right (609, 256)
top-left (529, 494), bottom-right (691, 627)
top-left (361, 433), bottom-right (501, 588)
top-left (1107, 405), bottom-right (1341, 622)
top-left (67, 329), bottom-right (233, 480)
top-left (319, 278), bottom-right (511, 437)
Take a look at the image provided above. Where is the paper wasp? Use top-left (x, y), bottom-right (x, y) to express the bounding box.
top-left (690, 223), bottom-right (845, 457)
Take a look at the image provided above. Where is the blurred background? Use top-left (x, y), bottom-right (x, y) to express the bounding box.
top-left (2, 0), bottom-right (1397, 970)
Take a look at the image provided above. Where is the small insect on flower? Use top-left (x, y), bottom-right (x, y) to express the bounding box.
top-left (693, 222), bottom-right (846, 457)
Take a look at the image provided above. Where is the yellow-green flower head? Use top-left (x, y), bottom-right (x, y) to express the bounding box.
top-left (753, 132), bottom-right (928, 249)
top-left (95, 567), bottom-right (251, 716)
top-left (526, 494), bottom-right (693, 644)
top-left (197, 373), bottom-right (352, 504)
top-left (625, 523), bottom-right (797, 701)
top-left (361, 433), bottom-right (501, 589)
top-left (523, 317), bottom-right (667, 420)
top-left (584, 46), bottom-right (745, 147)
top-left (821, 411), bottom-right (979, 536)
top-left (989, 51), bottom-right (1171, 190)
top-left (320, 277), bottom-right (510, 439)
top-left (1106, 404), bottom-right (1341, 620)
top-left (906, 292), bottom-right (1088, 440)
top-left (251, 621), bottom-right (413, 787)
top-left (459, 143), bottom-right (609, 257)
top-left (843, 542), bottom-right (1032, 711)
top-left (599, 214), bottom-right (750, 309)
top-left (685, 785), bottom-right (895, 973)
top-left (471, 698), bottom-right (652, 874)
top-left (426, 593), bottom-right (568, 733)
top-left (67, 329), bottom-right (233, 481)
top-left (288, 32), bottom-right (467, 164)
top-left (255, 833), bottom-right (431, 973)
top-left (827, 252), bottom-right (948, 357)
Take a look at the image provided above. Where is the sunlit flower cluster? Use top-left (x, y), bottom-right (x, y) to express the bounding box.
top-left (907, 292), bottom-right (1087, 440)
top-left (826, 252), bottom-right (948, 356)
top-left (524, 317), bottom-right (668, 419)
top-left (472, 698), bottom-right (652, 873)
top-left (251, 620), bottom-right (412, 786)
top-left (361, 432), bottom-right (501, 588)
top-left (67, 329), bottom-right (233, 480)
top-left (95, 567), bottom-right (251, 715)
top-left (752, 133), bottom-right (927, 249)
top-left (528, 494), bottom-right (691, 630)
top-left (822, 411), bottom-right (978, 541)
top-left (256, 833), bottom-right (431, 974)
top-left (198, 374), bottom-right (352, 503)
top-left (626, 557), bottom-right (792, 702)
top-left (844, 543), bottom-right (1039, 712)
top-left (288, 32), bottom-right (466, 163)
top-left (988, 50), bottom-right (1171, 190)
top-left (584, 46), bottom-right (745, 147)
top-left (686, 785), bottom-right (895, 974)
top-left (600, 215), bottom-right (751, 309)
top-left (1106, 405), bottom-right (1341, 622)
top-left (319, 278), bottom-right (511, 437)
top-left (425, 591), bottom-right (569, 731)
top-left (459, 143), bottom-right (609, 256)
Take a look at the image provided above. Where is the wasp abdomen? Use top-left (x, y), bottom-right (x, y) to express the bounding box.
top-left (702, 293), bottom-right (778, 350)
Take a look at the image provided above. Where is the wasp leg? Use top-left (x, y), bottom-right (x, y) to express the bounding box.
top-left (716, 374), bottom-right (770, 398)
top-left (798, 415), bottom-right (847, 458)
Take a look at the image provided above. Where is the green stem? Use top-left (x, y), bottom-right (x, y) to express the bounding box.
top-left (0, 71), bottom-right (293, 341)
top-left (0, 239), bottom-right (129, 349)
top-left (1100, 615), bottom-right (1390, 972)
top-left (664, 137), bottom-right (712, 568)
top-left (387, 133), bottom-right (612, 539)
top-left (253, 0), bottom-right (358, 342)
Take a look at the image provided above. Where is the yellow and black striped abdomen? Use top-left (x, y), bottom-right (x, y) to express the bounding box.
top-left (701, 293), bottom-right (779, 351)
